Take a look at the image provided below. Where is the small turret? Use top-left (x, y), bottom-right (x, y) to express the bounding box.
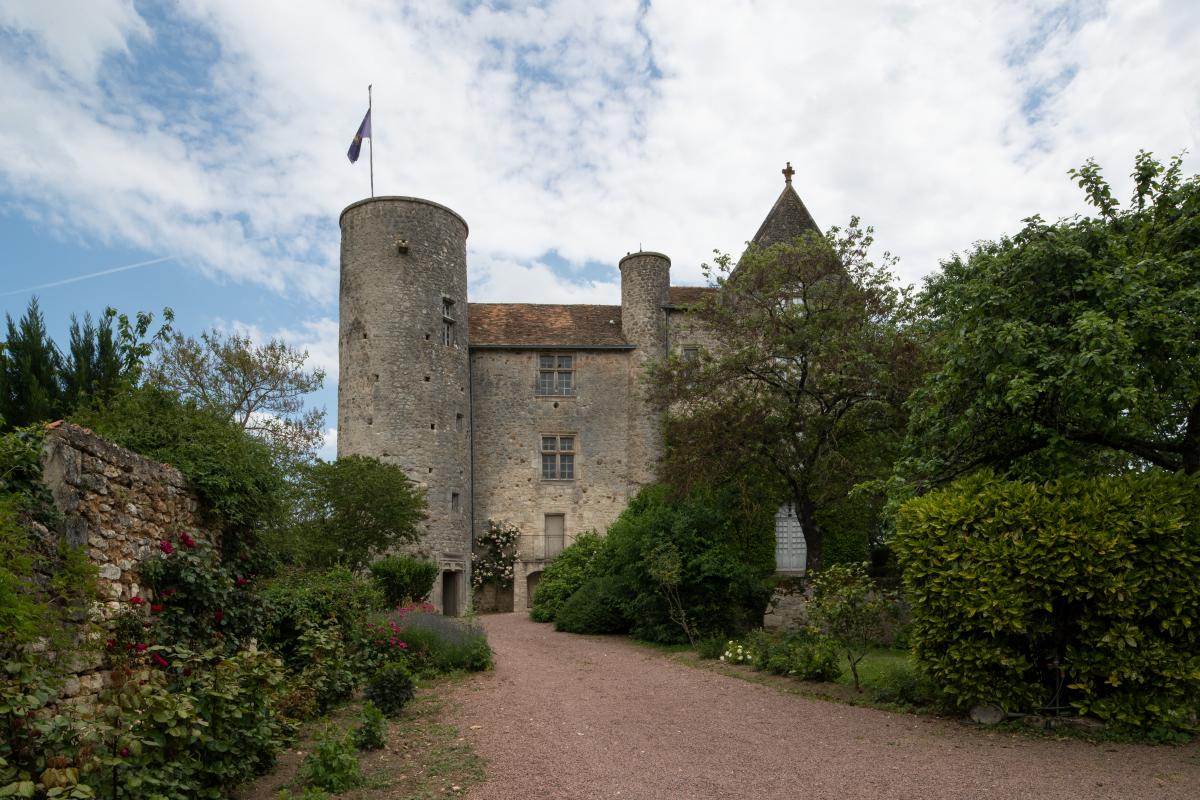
top-left (618, 250), bottom-right (670, 487)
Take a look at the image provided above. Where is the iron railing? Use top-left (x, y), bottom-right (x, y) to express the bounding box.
top-left (517, 533), bottom-right (576, 562)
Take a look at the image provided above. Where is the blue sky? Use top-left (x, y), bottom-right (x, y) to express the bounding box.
top-left (2, 0), bottom-right (1198, 459)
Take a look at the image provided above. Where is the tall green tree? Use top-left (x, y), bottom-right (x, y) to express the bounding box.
top-left (0, 298), bottom-right (64, 427)
top-left (651, 221), bottom-right (923, 571)
top-left (148, 329), bottom-right (326, 466)
top-left (902, 151), bottom-right (1200, 489)
top-left (62, 307), bottom-right (173, 411)
top-left (282, 456), bottom-right (426, 571)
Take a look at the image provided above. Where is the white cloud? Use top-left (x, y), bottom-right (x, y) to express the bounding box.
top-left (0, 0), bottom-right (149, 81)
top-left (213, 316), bottom-right (338, 375)
top-left (1, 0), bottom-right (1198, 306)
top-left (318, 427), bottom-right (337, 463)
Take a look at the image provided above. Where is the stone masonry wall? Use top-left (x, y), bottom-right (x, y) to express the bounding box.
top-left (470, 348), bottom-right (635, 610)
top-left (37, 422), bottom-right (221, 703)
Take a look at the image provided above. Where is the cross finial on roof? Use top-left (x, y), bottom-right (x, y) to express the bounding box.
top-left (782, 161), bottom-right (795, 186)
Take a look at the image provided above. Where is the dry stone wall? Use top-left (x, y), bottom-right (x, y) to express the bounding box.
top-left (37, 422), bottom-right (221, 704)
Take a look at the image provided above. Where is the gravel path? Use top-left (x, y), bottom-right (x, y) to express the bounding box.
top-left (444, 613), bottom-right (1199, 800)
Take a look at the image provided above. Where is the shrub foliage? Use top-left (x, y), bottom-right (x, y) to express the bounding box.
top-left (529, 530), bottom-right (605, 623)
top-left (895, 471), bottom-right (1200, 732)
top-left (369, 555), bottom-right (438, 608)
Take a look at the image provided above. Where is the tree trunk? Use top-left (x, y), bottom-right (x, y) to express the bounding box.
top-left (794, 490), bottom-right (823, 573)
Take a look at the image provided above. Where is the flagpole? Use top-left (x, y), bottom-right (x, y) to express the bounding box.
top-left (368, 84), bottom-right (374, 198)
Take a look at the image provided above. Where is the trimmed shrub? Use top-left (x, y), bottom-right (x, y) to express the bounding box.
top-left (369, 555), bottom-right (438, 608)
top-left (895, 471), bottom-right (1200, 733)
top-left (554, 576), bottom-right (629, 635)
top-left (363, 663), bottom-right (416, 717)
top-left (529, 530), bottom-right (606, 622)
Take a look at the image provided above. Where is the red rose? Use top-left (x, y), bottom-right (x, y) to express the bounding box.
top-left (152, 653), bottom-right (169, 668)
top-left (150, 604), bottom-right (163, 613)
top-left (119, 747), bottom-right (130, 758)
top-left (235, 576), bottom-right (249, 587)
top-left (398, 642), bottom-right (408, 649)
top-left (213, 610), bottom-right (224, 622)
top-left (162, 588), bottom-right (177, 597)
top-left (105, 639), bottom-right (116, 649)
top-left (135, 643), bottom-right (147, 653)
top-left (129, 596), bottom-right (143, 605)
top-left (159, 540), bottom-right (174, 555)
top-left (180, 533), bottom-right (196, 549)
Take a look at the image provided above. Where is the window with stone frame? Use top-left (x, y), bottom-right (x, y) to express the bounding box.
top-left (536, 353), bottom-right (575, 396)
top-left (441, 297), bottom-right (456, 346)
top-left (681, 345), bottom-right (699, 362)
top-left (540, 434), bottom-right (576, 480)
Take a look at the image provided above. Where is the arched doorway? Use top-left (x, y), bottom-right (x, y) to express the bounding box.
top-left (526, 571), bottom-right (543, 609)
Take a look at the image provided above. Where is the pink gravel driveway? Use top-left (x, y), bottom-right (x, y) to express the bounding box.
top-left (444, 613), bottom-right (1199, 800)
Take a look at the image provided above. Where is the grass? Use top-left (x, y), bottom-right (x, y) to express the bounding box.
top-left (834, 646), bottom-right (911, 691)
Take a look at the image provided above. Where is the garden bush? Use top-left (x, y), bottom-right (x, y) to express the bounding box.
top-left (529, 530), bottom-right (606, 622)
top-left (765, 632), bottom-right (843, 682)
top-left (896, 471), bottom-right (1200, 733)
top-left (76, 385), bottom-right (284, 535)
top-left (139, 529), bottom-right (265, 652)
top-left (363, 663), bottom-right (416, 717)
top-left (869, 661), bottom-right (942, 708)
top-left (352, 701), bottom-right (388, 750)
top-left (554, 576), bottom-right (629, 635)
top-left (262, 567), bottom-right (385, 665)
top-left (808, 563), bottom-right (898, 692)
top-left (595, 485), bottom-right (774, 643)
top-left (389, 605), bottom-right (493, 674)
top-left (369, 554), bottom-right (438, 608)
top-left (696, 634), bottom-right (726, 660)
top-left (299, 728), bottom-right (362, 793)
top-left (85, 646), bottom-right (289, 799)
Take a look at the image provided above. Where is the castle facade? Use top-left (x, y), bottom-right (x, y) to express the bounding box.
top-left (338, 169), bottom-right (817, 613)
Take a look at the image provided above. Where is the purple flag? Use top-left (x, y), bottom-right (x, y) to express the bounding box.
top-left (347, 108), bottom-right (371, 163)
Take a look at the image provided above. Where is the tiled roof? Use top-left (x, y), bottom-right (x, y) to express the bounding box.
top-left (468, 303), bottom-right (629, 348)
top-left (667, 286), bottom-right (716, 307)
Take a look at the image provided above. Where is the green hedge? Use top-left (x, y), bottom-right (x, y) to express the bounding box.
top-left (369, 555), bottom-right (438, 608)
top-left (554, 576), bottom-right (628, 635)
top-left (895, 471), bottom-right (1200, 732)
top-left (529, 530), bottom-right (606, 622)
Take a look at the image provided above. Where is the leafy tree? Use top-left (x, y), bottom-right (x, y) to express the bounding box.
top-left (807, 562), bottom-right (896, 692)
top-left (903, 151), bottom-right (1200, 488)
top-left (599, 484), bottom-right (774, 642)
top-left (651, 221), bottom-right (922, 571)
top-left (284, 456), bottom-right (426, 571)
top-left (148, 329), bottom-right (326, 466)
top-left (0, 297), bottom-right (64, 427)
top-left (0, 298), bottom-right (171, 430)
top-left (77, 385), bottom-right (284, 536)
top-left (63, 306), bottom-right (172, 410)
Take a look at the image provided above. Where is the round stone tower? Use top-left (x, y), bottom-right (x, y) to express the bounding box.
top-left (618, 251), bottom-right (670, 487)
top-left (338, 196), bottom-right (471, 614)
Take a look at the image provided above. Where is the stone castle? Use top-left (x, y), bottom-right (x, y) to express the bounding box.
top-left (337, 166), bottom-right (819, 614)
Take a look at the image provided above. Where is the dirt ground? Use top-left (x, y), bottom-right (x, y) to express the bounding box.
top-left (443, 613), bottom-right (1200, 800)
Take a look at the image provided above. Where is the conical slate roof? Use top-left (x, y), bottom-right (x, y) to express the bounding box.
top-left (749, 162), bottom-right (821, 248)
